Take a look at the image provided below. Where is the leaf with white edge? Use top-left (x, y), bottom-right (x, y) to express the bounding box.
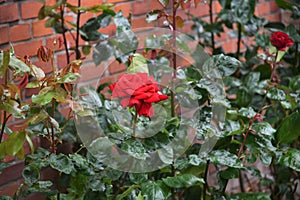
top-left (141, 181), bottom-right (166, 200)
top-left (277, 112), bottom-right (300, 144)
top-left (209, 150), bottom-right (243, 168)
top-left (201, 54), bottom-right (240, 77)
top-left (49, 154), bottom-right (75, 174)
top-left (57, 73), bottom-right (80, 83)
top-left (22, 165), bottom-right (40, 185)
top-left (251, 122), bottom-right (276, 138)
top-left (127, 53), bottom-right (148, 74)
top-left (2, 99), bottom-right (24, 118)
top-left (162, 174), bottom-right (204, 188)
top-left (238, 107), bottom-right (257, 119)
top-left (146, 10), bottom-right (162, 23)
top-left (266, 87), bottom-right (286, 101)
top-left (31, 65), bottom-right (45, 80)
top-left (9, 55), bottom-right (30, 74)
top-left (277, 148), bottom-right (300, 172)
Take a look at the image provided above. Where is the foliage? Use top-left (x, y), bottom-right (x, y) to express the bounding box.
top-left (0, 0), bottom-right (300, 200)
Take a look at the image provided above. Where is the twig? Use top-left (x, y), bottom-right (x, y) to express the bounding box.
top-left (75, 0), bottom-right (81, 59)
top-left (209, 0), bottom-right (215, 53)
top-left (203, 160), bottom-right (210, 200)
top-left (60, 4), bottom-right (70, 64)
top-left (236, 22), bottom-right (242, 59)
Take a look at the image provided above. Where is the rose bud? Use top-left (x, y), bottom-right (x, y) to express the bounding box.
top-left (270, 31), bottom-right (294, 51)
top-left (37, 46), bottom-right (52, 62)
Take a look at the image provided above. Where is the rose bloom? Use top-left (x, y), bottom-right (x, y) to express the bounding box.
top-left (270, 31), bottom-right (294, 51)
top-left (109, 73), bottom-right (168, 117)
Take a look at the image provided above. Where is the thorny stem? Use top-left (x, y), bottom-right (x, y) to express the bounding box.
top-left (270, 50), bottom-right (279, 82)
top-left (203, 160), bottom-right (210, 200)
top-left (75, 0), bottom-right (81, 59)
top-left (236, 22), bottom-right (242, 59)
top-left (0, 70), bottom-right (11, 143)
top-left (209, 0), bottom-right (215, 53)
top-left (51, 99), bottom-right (56, 154)
top-left (60, 4), bottom-right (70, 64)
top-left (171, 2), bottom-right (178, 200)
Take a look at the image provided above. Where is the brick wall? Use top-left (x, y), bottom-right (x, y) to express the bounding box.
top-left (0, 0), bottom-right (282, 197)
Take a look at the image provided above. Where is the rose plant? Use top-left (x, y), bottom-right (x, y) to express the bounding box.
top-left (0, 0), bottom-right (300, 200)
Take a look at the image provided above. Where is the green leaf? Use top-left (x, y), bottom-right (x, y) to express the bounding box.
top-left (57, 73), bottom-right (80, 83)
top-left (49, 154), bottom-right (75, 174)
top-left (22, 165), bottom-right (40, 185)
top-left (127, 53), bottom-right (148, 74)
top-left (277, 148), bottom-right (300, 172)
top-left (2, 99), bottom-right (24, 118)
top-left (289, 75), bottom-right (300, 91)
top-left (5, 130), bottom-right (26, 156)
top-left (32, 87), bottom-right (55, 105)
top-left (209, 150), bottom-right (243, 168)
top-left (82, 45), bottom-right (91, 55)
top-left (116, 185), bottom-right (139, 200)
top-left (0, 196), bottom-right (13, 200)
top-left (251, 122), bottom-right (276, 138)
top-left (219, 168), bottom-right (239, 179)
top-left (31, 65), bottom-right (45, 80)
top-left (162, 174), bottom-right (204, 188)
top-left (230, 192), bottom-right (271, 200)
top-left (0, 50), bottom-right (10, 78)
top-left (158, 0), bottom-right (169, 7)
top-left (141, 181), bottom-right (166, 200)
top-left (9, 55), bottom-right (30, 74)
top-left (275, 0), bottom-right (293, 10)
top-left (236, 89), bottom-right (252, 107)
top-left (93, 41), bottom-right (113, 66)
top-left (277, 112), bottom-right (300, 144)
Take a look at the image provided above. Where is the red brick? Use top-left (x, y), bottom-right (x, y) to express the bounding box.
top-left (79, 12), bottom-right (94, 27)
top-left (25, 88), bottom-right (39, 98)
top-left (21, 1), bottom-right (43, 19)
top-left (33, 59), bottom-right (53, 74)
top-left (0, 161), bottom-right (24, 186)
top-left (265, 13), bottom-right (281, 22)
top-left (114, 2), bottom-right (131, 17)
top-left (107, 0), bottom-right (128, 3)
top-left (255, 2), bottom-right (270, 16)
top-left (79, 63), bottom-right (106, 82)
top-left (109, 61), bottom-right (126, 74)
top-left (150, 0), bottom-right (165, 10)
top-left (0, 26), bottom-right (9, 45)
top-left (99, 24), bottom-right (116, 36)
top-left (46, 36), bottom-right (65, 51)
top-left (32, 19), bottom-right (53, 38)
top-left (269, 1), bottom-right (280, 13)
top-left (0, 180), bottom-right (23, 197)
top-left (10, 24), bottom-right (31, 42)
top-left (57, 53), bottom-right (76, 69)
top-left (213, 0), bottom-right (222, 13)
top-left (221, 40), bottom-right (234, 53)
top-left (132, 16), bottom-right (154, 29)
top-left (0, 4), bottom-right (19, 23)
top-left (132, 1), bottom-right (148, 16)
top-left (188, 3), bottom-right (210, 18)
top-left (13, 40), bottom-right (43, 57)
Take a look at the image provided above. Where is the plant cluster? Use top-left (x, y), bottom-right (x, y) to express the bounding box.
top-left (0, 0), bottom-right (299, 200)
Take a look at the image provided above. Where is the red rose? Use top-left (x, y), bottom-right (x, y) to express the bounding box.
top-left (270, 31), bottom-right (294, 51)
top-left (109, 73), bottom-right (168, 117)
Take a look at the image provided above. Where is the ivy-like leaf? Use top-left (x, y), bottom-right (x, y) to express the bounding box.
top-left (141, 181), bottom-right (166, 200)
top-left (230, 192), bottom-right (271, 200)
top-left (209, 150), bottom-right (243, 168)
top-left (162, 174), bottom-right (204, 188)
top-left (127, 53), bottom-right (148, 74)
top-left (49, 154), bottom-right (75, 174)
top-left (277, 112), bottom-right (300, 144)
top-left (277, 148), bottom-right (300, 172)
top-left (22, 165), bottom-right (40, 185)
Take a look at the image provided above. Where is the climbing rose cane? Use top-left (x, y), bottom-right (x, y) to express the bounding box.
top-left (109, 73), bottom-right (168, 117)
top-left (270, 31), bottom-right (294, 51)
